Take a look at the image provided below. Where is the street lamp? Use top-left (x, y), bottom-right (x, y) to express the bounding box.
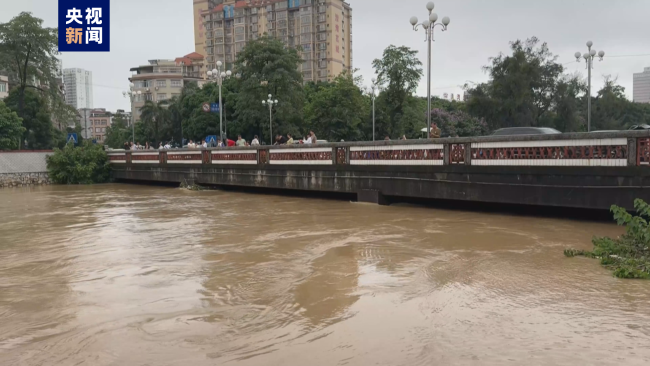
top-left (575, 41), bottom-right (605, 132)
top-left (370, 78), bottom-right (379, 142)
top-left (207, 61), bottom-right (231, 142)
top-left (410, 2), bottom-right (450, 139)
top-left (262, 94), bottom-right (278, 143)
top-left (122, 83), bottom-right (140, 144)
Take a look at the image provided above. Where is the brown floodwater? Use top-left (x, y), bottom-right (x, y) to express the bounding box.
top-left (1, 184), bottom-right (649, 365)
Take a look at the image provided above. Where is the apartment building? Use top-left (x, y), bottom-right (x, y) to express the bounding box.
top-left (633, 67), bottom-right (650, 104)
top-left (89, 109), bottom-right (112, 143)
top-left (63, 68), bottom-right (94, 109)
top-left (128, 54), bottom-right (207, 122)
top-left (196, 0), bottom-right (353, 83)
top-left (0, 75), bottom-right (8, 100)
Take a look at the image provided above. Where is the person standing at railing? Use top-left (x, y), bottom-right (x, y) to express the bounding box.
top-left (309, 131), bottom-right (317, 144)
top-left (431, 123), bottom-right (441, 139)
top-left (236, 135), bottom-right (246, 147)
top-left (202, 140), bottom-right (208, 148)
top-left (251, 135), bottom-right (260, 146)
top-left (286, 134), bottom-right (294, 145)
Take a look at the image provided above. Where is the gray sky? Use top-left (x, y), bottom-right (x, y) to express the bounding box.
top-left (2, 0), bottom-right (650, 112)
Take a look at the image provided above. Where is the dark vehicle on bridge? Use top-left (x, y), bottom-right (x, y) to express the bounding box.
top-left (491, 127), bottom-right (561, 136)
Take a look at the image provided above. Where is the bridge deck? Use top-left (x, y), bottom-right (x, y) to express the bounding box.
top-left (109, 131), bottom-right (650, 210)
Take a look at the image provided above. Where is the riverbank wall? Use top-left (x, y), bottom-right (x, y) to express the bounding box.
top-left (0, 151), bottom-right (52, 188)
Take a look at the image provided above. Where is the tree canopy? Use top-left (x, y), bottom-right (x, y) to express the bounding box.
top-left (0, 101), bottom-right (25, 150)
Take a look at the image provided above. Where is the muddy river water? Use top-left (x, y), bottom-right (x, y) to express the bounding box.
top-left (1, 184), bottom-right (649, 365)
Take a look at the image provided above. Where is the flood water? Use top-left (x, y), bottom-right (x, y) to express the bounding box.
top-left (1, 184), bottom-right (649, 365)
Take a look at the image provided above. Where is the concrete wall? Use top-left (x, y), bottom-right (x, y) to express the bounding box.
top-left (0, 151), bottom-right (52, 188)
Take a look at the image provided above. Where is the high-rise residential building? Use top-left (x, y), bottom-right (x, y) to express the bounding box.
top-left (633, 67), bottom-right (650, 104)
top-left (196, 0), bottom-right (353, 83)
top-left (128, 54), bottom-right (207, 122)
top-left (63, 68), bottom-right (94, 109)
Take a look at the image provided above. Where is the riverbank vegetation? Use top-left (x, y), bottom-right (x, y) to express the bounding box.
top-left (46, 142), bottom-right (110, 184)
top-left (565, 199), bottom-right (650, 279)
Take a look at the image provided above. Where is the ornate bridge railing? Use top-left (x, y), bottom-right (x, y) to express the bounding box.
top-left (108, 131), bottom-right (650, 168)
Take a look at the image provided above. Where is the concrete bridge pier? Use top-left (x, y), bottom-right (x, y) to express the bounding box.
top-left (357, 189), bottom-right (388, 205)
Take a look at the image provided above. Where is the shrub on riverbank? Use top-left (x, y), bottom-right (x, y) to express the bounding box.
top-left (46, 141), bottom-right (110, 184)
top-left (565, 199), bottom-right (650, 279)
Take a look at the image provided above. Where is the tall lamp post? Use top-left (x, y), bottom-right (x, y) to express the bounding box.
top-left (574, 41), bottom-right (605, 132)
top-left (262, 94), bottom-right (278, 144)
top-left (207, 61), bottom-right (231, 142)
top-left (410, 2), bottom-right (450, 139)
top-left (370, 78), bottom-right (379, 142)
top-left (122, 84), bottom-right (140, 144)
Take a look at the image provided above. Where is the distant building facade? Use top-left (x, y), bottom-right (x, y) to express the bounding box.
top-left (196, 0), bottom-right (353, 83)
top-left (633, 67), bottom-right (650, 104)
top-left (63, 68), bottom-right (94, 109)
top-left (128, 54), bottom-right (207, 122)
top-left (0, 75), bottom-right (8, 100)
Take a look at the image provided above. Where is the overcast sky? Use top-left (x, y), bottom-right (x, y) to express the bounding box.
top-left (2, 0), bottom-right (650, 112)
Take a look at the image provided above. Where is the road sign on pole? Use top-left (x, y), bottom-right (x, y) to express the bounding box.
top-left (67, 133), bottom-right (78, 144)
top-left (202, 103), bottom-right (210, 113)
top-left (206, 135), bottom-right (217, 145)
top-left (211, 103), bottom-right (220, 113)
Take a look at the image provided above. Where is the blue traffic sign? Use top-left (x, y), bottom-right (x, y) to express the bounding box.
top-left (67, 133), bottom-right (78, 144)
top-left (205, 135), bottom-right (217, 144)
top-left (210, 103), bottom-right (220, 113)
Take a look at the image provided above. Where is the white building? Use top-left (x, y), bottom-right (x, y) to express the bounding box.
top-left (63, 68), bottom-right (94, 109)
top-left (633, 67), bottom-right (650, 104)
top-left (0, 75), bottom-right (8, 100)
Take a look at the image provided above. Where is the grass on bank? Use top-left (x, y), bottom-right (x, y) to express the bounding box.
top-left (565, 199), bottom-right (650, 279)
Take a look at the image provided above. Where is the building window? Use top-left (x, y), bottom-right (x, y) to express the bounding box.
top-left (144, 94), bottom-right (153, 101)
top-left (156, 80), bottom-right (167, 87)
top-left (215, 29), bottom-right (224, 37)
top-left (276, 11), bottom-right (287, 20)
top-left (251, 15), bottom-right (258, 24)
top-left (301, 16), bottom-right (311, 24)
top-left (251, 7), bottom-right (258, 14)
top-left (95, 127), bottom-right (101, 133)
top-left (102, 127), bottom-right (106, 133)
top-left (276, 2), bottom-right (287, 10)
top-left (302, 44), bottom-right (311, 51)
top-left (0, 83), bottom-right (6, 92)
top-left (216, 45), bottom-right (224, 53)
top-left (236, 42), bottom-right (245, 51)
top-left (171, 80), bottom-right (182, 88)
top-left (235, 17), bottom-right (244, 24)
top-left (157, 93), bottom-right (167, 101)
top-left (235, 27), bottom-right (245, 34)
top-left (172, 93), bottom-right (181, 98)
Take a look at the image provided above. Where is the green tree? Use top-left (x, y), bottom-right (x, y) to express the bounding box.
top-left (465, 37), bottom-right (564, 130)
top-left (588, 76), bottom-right (647, 131)
top-left (3, 88), bottom-right (54, 149)
top-left (372, 45), bottom-right (423, 137)
top-left (139, 100), bottom-right (172, 145)
top-left (305, 73), bottom-right (367, 142)
top-left (0, 12), bottom-right (61, 146)
top-left (104, 112), bottom-right (132, 148)
top-left (429, 108), bottom-right (489, 137)
top-left (234, 36), bottom-right (304, 143)
top-left (0, 101), bottom-right (25, 150)
top-left (46, 141), bottom-right (110, 184)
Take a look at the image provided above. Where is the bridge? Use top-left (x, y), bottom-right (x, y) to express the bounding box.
top-left (109, 131), bottom-right (650, 210)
